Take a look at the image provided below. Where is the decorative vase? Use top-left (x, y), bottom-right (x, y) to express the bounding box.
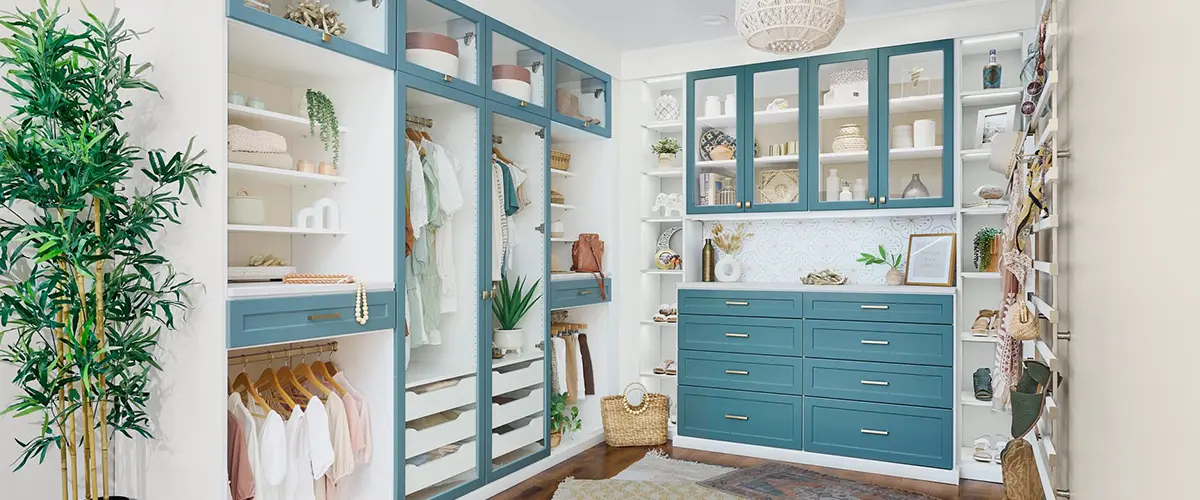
top-left (550, 431), bottom-right (563, 448)
top-left (550, 220), bottom-right (564, 238)
top-left (657, 152), bottom-right (676, 169)
top-left (702, 239), bottom-right (715, 282)
top-left (654, 92), bottom-right (680, 120)
top-left (229, 91), bottom-right (246, 106)
top-left (986, 234), bottom-right (1002, 272)
top-left (914, 119), bottom-right (937, 148)
top-left (831, 123), bottom-right (867, 153)
top-left (704, 96), bottom-right (721, 118)
top-left (886, 267), bottom-right (905, 286)
top-left (852, 178), bottom-right (867, 200)
top-left (724, 93), bottom-right (736, 115)
top-left (839, 183), bottom-right (853, 201)
top-left (825, 168), bottom-right (840, 202)
top-left (493, 328), bottom-right (525, 355)
top-left (983, 49), bottom-right (1003, 89)
top-left (714, 253), bottom-right (741, 282)
top-left (902, 174), bottom-right (930, 198)
top-left (247, 97), bottom-right (266, 110)
top-left (892, 125), bottom-right (914, 148)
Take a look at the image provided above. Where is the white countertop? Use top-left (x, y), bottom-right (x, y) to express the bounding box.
top-left (228, 281), bottom-right (395, 299)
top-left (677, 281), bottom-right (956, 295)
top-left (550, 272), bottom-right (608, 282)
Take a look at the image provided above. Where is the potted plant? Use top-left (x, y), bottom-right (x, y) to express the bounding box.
top-left (857, 245), bottom-right (906, 285)
top-left (305, 89), bottom-right (340, 167)
top-left (0, 2), bottom-right (214, 498)
top-left (650, 137), bottom-right (680, 169)
top-left (974, 227), bottom-right (1003, 272)
top-left (549, 392), bottom-right (581, 448)
top-left (491, 276), bottom-right (542, 355)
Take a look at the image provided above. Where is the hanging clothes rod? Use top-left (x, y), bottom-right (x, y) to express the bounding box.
top-left (492, 135), bottom-right (503, 144)
top-left (228, 341), bottom-right (338, 365)
top-left (406, 114), bottom-right (433, 128)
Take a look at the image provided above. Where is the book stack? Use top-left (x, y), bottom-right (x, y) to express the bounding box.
top-left (697, 174), bottom-right (736, 206)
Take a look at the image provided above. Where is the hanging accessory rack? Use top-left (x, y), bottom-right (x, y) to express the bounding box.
top-left (228, 341), bottom-right (339, 365)
top-left (406, 114), bottom-right (434, 128)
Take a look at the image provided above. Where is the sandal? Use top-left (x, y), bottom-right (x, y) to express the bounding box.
top-left (654, 360), bottom-right (677, 376)
top-left (1010, 359), bottom-right (1051, 439)
top-left (970, 310), bottom-right (996, 335)
top-left (972, 437), bottom-right (993, 463)
top-left (670, 303), bottom-right (678, 316)
top-left (653, 313), bottom-right (668, 323)
top-left (658, 304), bottom-right (671, 316)
top-left (989, 309), bottom-right (1002, 331)
top-left (973, 368), bottom-right (993, 401)
top-left (666, 314), bottom-right (678, 323)
top-left (992, 435), bottom-right (1009, 464)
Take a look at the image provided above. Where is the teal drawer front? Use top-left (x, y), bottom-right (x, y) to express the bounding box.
top-left (804, 359), bottom-right (953, 409)
top-left (804, 319), bottom-right (953, 367)
top-left (549, 278), bottom-right (612, 310)
top-left (679, 351), bottom-right (803, 395)
top-left (804, 293), bottom-right (952, 325)
top-left (678, 386), bottom-right (803, 450)
top-left (679, 315), bottom-right (803, 357)
top-left (804, 397), bottom-right (953, 469)
top-left (679, 290), bottom-right (803, 319)
top-left (228, 291), bottom-right (398, 349)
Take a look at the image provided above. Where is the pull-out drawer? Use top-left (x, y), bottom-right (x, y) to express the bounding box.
top-left (804, 293), bottom-right (952, 325)
top-left (804, 319), bottom-right (953, 367)
top-left (678, 386), bottom-right (802, 450)
top-left (228, 290), bottom-right (397, 348)
top-left (804, 359), bottom-right (953, 409)
top-left (406, 408), bottom-right (477, 459)
top-left (492, 416), bottom-right (545, 459)
top-left (405, 440), bottom-right (477, 495)
top-left (679, 315), bottom-right (803, 357)
top-left (678, 290), bottom-right (803, 319)
top-left (804, 397), bottom-right (953, 469)
top-left (549, 277), bottom-right (612, 310)
top-left (492, 359), bottom-right (544, 396)
top-left (493, 387), bottom-right (545, 429)
top-left (406, 376), bottom-right (477, 421)
top-left (679, 350), bottom-right (803, 396)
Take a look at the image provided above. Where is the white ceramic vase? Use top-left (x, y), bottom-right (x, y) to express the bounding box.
top-left (493, 328), bottom-right (524, 355)
top-left (886, 267), bottom-right (905, 286)
top-left (654, 92), bottom-right (680, 120)
top-left (658, 152), bottom-right (677, 169)
top-left (914, 119), bottom-right (937, 148)
top-left (704, 96), bottom-right (721, 117)
top-left (714, 254), bottom-right (742, 282)
top-left (724, 93), bottom-right (736, 115)
top-left (893, 125), bottom-right (914, 148)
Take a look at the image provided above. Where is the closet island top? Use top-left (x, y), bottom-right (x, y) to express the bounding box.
top-left (678, 282), bottom-right (956, 295)
top-left (228, 281), bottom-right (396, 299)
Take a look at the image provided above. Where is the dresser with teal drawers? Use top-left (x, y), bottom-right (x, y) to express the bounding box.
top-left (676, 284), bottom-right (956, 479)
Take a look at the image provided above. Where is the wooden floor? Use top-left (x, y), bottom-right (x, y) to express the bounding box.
top-left (492, 441), bottom-right (1005, 499)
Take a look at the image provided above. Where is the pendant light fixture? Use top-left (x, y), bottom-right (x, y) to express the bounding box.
top-left (735, 0), bottom-right (847, 55)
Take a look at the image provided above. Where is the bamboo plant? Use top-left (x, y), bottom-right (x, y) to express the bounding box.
top-left (0, 2), bottom-right (213, 499)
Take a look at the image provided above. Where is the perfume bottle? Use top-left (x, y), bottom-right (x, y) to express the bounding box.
top-left (702, 239), bottom-right (716, 282)
top-left (983, 49), bottom-right (1003, 89)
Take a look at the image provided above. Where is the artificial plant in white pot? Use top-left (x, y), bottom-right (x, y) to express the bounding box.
top-left (650, 137), bottom-right (680, 169)
top-left (491, 276), bottom-right (542, 356)
top-left (857, 245), bottom-right (906, 285)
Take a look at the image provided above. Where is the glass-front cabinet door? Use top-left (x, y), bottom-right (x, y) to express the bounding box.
top-left (550, 51), bottom-right (611, 137)
top-left (486, 20), bottom-right (551, 116)
top-left (402, 0), bottom-right (485, 95)
top-left (809, 50), bottom-right (878, 211)
top-left (878, 40), bottom-right (954, 208)
top-left (687, 67), bottom-right (743, 214)
top-left (744, 60), bottom-right (807, 212)
top-left (228, 0), bottom-right (395, 67)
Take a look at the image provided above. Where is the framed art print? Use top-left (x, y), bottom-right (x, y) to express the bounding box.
top-left (905, 233), bottom-right (957, 286)
top-left (975, 105), bottom-right (1016, 148)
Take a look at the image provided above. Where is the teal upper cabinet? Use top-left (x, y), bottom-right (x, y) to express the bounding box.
top-left (687, 66), bottom-right (744, 214)
top-left (227, 0), bottom-right (396, 68)
top-left (485, 19), bottom-right (552, 117)
top-left (550, 51), bottom-right (611, 137)
top-left (877, 40), bottom-right (954, 209)
top-left (808, 49), bottom-right (879, 211)
top-left (401, 0), bottom-right (486, 95)
top-left (744, 60), bottom-right (808, 212)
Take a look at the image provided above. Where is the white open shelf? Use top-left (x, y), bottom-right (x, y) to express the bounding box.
top-left (961, 148), bottom-right (991, 161)
top-left (696, 108), bottom-right (799, 129)
top-left (550, 237), bottom-right (574, 243)
top-left (227, 281), bottom-right (394, 299)
top-left (227, 224), bottom-right (346, 236)
top-left (645, 168), bottom-right (683, 177)
top-left (642, 217), bottom-right (683, 223)
top-left (550, 203), bottom-right (576, 211)
top-left (640, 320), bottom-right (678, 327)
top-left (549, 168), bottom-right (576, 178)
top-left (961, 206), bottom-right (1007, 216)
top-left (227, 103), bottom-right (349, 134)
top-left (641, 269), bottom-right (683, 276)
top-left (755, 155), bottom-right (799, 165)
top-left (819, 146), bottom-right (943, 165)
top-left (960, 391), bottom-right (1000, 408)
top-left (961, 272), bottom-right (1001, 279)
top-left (492, 352), bottom-right (545, 370)
top-left (643, 120), bottom-right (683, 132)
top-left (961, 332), bottom-right (998, 343)
top-left (819, 94), bottom-right (942, 120)
top-left (961, 88), bottom-right (1023, 107)
top-left (228, 162), bottom-right (347, 186)
top-left (639, 371), bottom-right (677, 380)
top-left (959, 447), bottom-right (1003, 483)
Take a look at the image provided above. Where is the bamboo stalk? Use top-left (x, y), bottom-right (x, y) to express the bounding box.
top-left (65, 304), bottom-right (78, 500)
top-left (56, 307), bottom-right (68, 500)
top-left (94, 199), bottom-right (109, 499)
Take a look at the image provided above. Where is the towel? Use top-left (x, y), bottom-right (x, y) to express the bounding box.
top-left (228, 125), bottom-right (288, 153)
top-left (567, 335), bottom-right (586, 402)
top-left (579, 333), bottom-right (594, 396)
top-left (228, 150), bottom-right (295, 170)
top-left (552, 337), bottom-right (567, 398)
top-left (561, 337), bottom-right (578, 405)
top-left (548, 337), bottom-right (561, 394)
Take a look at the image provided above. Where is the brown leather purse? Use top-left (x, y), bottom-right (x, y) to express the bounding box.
top-left (571, 233), bottom-right (606, 300)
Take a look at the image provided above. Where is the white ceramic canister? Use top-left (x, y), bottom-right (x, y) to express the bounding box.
top-left (228, 190), bottom-right (265, 225)
top-left (704, 96), bottom-right (722, 118)
top-left (914, 119), bottom-right (937, 148)
top-left (893, 125), bottom-right (914, 148)
top-left (724, 93), bottom-right (736, 115)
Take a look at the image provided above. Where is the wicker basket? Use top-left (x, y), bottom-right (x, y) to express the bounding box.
top-left (550, 189), bottom-right (566, 204)
top-left (551, 150), bottom-right (571, 171)
top-left (601, 383), bottom-right (669, 447)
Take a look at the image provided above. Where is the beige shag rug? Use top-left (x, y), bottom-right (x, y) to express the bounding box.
top-left (552, 450), bottom-right (739, 499)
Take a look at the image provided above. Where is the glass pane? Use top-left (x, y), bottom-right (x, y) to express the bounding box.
top-left (246, 0), bottom-right (390, 53)
top-left (750, 67), bottom-right (801, 206)
top-left (553, 61), bottom-right (606, 127)
top-left (403, 87), bottom-right (481, 498)
top-left (886, 50), bottom-right (945, 200)
top-left (693, 75), bottom-right (739, 208)
top-left (491, 32), bottom-right (545, 107)
top-left (817, 60), bottom-right (871, 204)
top-left (405, 0), bottom-right (478, 84)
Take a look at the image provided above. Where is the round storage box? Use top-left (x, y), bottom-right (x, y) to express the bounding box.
top-left (228, 190), bottom-right (265, 225)
top-left (406, 32), bottom-right (460, 77)
top-left (492, 64), bottom-right (532, 102)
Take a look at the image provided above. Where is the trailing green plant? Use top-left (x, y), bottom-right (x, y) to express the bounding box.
top-left (0, 2), bottom-right (213, 498)
top-left (491, 276), bottom-right (542, 330)
top-left (549, 391), bottom-right (581, 435)
top-left (974, 227), bottom-right (1003, 270)
top-left (650, 137), bottom-right (680, 155)
top-left (857, 244), bottom-right (903, 270)
top-left (305, 88), bottom-right (340, 166)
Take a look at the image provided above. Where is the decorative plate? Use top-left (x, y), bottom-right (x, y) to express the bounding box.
top-left (657, 225), bottom-right (682, 251)
top-left (757, 170), bottom-right (799, 204)
top-left (699, 127), bottom-right (737, 161)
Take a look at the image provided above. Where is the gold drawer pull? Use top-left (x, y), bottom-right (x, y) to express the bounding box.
top-left (725, 370), bottom-right (749, 375)
top-left (860, 305), bottom-right (890, 310)
top-left (578, 290), bottom-right (593, 296)
top-left (724, 414), bottom-right (749, 421)
top-left (725, 333), bottom-right (749, 338)
top-left (725, 301), bottom-right (750, 306)
top-left (307, 313), bottom-right (341, 321)
top-left (860, 428), bottom-right (889, 436)
top-left (861, 380), bottom-right (890, 386)
top-left (860, 340), bottom-right (890, 345)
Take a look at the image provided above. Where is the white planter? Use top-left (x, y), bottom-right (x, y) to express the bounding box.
top-left (657, 153), bottom-right (677, 169)
top-left (886, 267), bottom-right (905, 286)
top-left (714, 254), bottom-right (742, 283)
top-left (407, 48), bottom-right (459, 77)
top-left (493, 328), bottom-right (525, 355)
top-left (228, 191), bottom-right (265, 225)
top-left (493, 79), bottom-right (532, 102)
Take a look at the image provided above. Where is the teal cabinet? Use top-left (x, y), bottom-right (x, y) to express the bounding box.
top-left (687, 66), bottom-right (744, 214)
top-left (804, 319), bottom-right (954, 367)
top-left (808, 49), bottom-right (880, 211)
top-left (678, 314), bottom-right (804, 357)
top-left (549, 51), bottom-right (611, 137)
top-left (678, 386), bottom-right (804, 450)
top-left (678, 289), bottom-right (804, 318)
top-left (803, 292), bottom-right (953, 324)
top-left (804, 397), bottom-right (953, 469)
top-left (679, 350), bottom-right (804, 395)
top-left (803, 358), bottom-right (953, 408)
top-left (227, 0), bottom-right (396, 68)
top-left (400, 0), bottom-right (487, 95)
top-left (485, 19), bottom-right (552, 117)
top-left (548, 278), bottom-right (612, 310)
top-left (228, 291), bottom-right (398, 349)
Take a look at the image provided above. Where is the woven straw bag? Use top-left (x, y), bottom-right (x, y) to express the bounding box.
top-left (601, 383), bottom-right (669, 447)
top-left (1008, 301), bottom-right (1040, 341)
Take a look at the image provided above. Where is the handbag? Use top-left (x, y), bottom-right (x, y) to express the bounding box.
top-left (601, 383), bottom-right (669, 447)
top-left (571, 233), bottom-right (606, 300)
top-left (1008, 300), bottom-right (1040, 341)
top-left (1000, 439), bottom-right (1047, 500)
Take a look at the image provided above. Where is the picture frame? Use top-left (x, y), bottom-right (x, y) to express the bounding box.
top-left (904, 233), bottom-right (957, 287)
top-left (975, 105), bottom-right (1017, 148)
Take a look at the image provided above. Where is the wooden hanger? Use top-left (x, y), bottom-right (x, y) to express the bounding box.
top-left (295, 360), bottom-right (333, 398)
top-left (231, 368), bottom-right (271, 414)
top-left (255, 360), bottom-right (299, 409)
top-left (492, 147), bottom-right (513, 165)
top-left (311, 360), bottom-right (346, 396)
top-left (277, 364), bottom-right (315, 402)
top-left (324, 358), bottom-right (339, 377)
top-left (405, 127), bottom-right (424, 143)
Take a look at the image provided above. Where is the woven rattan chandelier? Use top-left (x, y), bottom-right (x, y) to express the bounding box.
top-left (735, 0), bottom-right (846, 54)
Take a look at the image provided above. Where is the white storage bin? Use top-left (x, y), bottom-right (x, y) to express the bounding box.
top-left (405, 440), bottom-right (477, 496)
top-left (491, 416), bottom-right (544, 459)
top-left (406, 376), bottom-right (476, 422)
top-left (406, 408), bottom-right (477, 459)
top-left (492, 388), bottom-right (544, 429)
top-left (491, 359), bottom-right (543, 396)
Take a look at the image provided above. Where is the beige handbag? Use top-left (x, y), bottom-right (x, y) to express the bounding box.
top-left (1008, 301), bottom-right (1040, 341)
top-left (601, 383), bottom-right (669, 447)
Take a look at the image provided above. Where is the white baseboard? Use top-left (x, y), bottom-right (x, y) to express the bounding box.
top-left (461, 429), bottom-right (606, 499)
top-left (672, 436), bottom-right (961, 485)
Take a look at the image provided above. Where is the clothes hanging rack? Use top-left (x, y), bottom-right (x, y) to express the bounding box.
top-left (492, 135), bottom-right (503, 144)
top-left (406, 114), bottom-right (433, 128)
top-left (228, 341), bottom-right (338, 365)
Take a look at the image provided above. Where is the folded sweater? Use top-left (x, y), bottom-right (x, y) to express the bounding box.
top-left (228, 125), bottom-right (288, 154)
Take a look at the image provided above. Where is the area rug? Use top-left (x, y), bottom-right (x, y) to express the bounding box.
top-left (552, 478), bottom-right (740, 499)
top-left (612, 449), bottom-right (737, 483)
top-left (699, 462), bottom-right (939, 500)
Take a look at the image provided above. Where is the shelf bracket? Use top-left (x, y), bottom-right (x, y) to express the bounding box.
top-left (535, 222), bottom-right (545, 234)
top-left (1057, 331), bottom-right (1071, 341)
top-left (535, 128), bottom-right (545, 139)
top-left (1056, 490), bottom-right (1071, 499)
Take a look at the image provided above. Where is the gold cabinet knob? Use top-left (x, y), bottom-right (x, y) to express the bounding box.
top-left (444, 74), bottom-right (453, 83)
top-left (735, 201), bottom-right (743, 208)
top-left (481, 290), bottom-right (489, 300)
top-left (880, 196), bottom-right (887, 204)
top-left (746, 201), bottom-right (753, 209)
top-left (868, 196), bottom-right (877, 204)
top-left (520, 101), bottom-right (527, 107)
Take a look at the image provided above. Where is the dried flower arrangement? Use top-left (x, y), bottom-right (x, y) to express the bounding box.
top-left (285, 1), bottom-right (348, 37)
top-left (711, 222), bottom-right (754, 255)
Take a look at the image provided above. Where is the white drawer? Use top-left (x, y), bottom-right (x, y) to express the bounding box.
top-left (492, 388), bottom-right (544, 429)
top-left (404, 440), bottom-right (477, 496)
top-left (492, 360), bottom-right (544, 396)
top-left (405, 408), bottom-right (476, 459)
top-left (406, 376), bottom-right (476, 422)
top-left (492, 416), bottom-right (544, 459)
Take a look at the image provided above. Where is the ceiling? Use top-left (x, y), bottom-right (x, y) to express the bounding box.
top-left (539, 0), bottom-right (973, 51)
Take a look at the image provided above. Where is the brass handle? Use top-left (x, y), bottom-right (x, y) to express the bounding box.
top-left (860, 305), bottom-right (890, 310)
top-left (321, 32), bottom-right (332, 43)
top-left (724, 414), bottom-right (749, 421)
top-left (482, 291), bottom-right (490, 300)
top-left (861, 380), bottom-right (890, 386)
top-left (725, 333), bottom-right (749, 338)
top-left (746, 201), bottom-right (753, 209)
top-left (307, 313), bottom-right (341, 321)
top-left (860, 340), bottom-right (890, 345)
top-left (584, 121), bottom-right (590, 128)
top-left (520, 101), bottom-right (527, 107)
top-left (868, 196), bottom-right (876, 204)
top-left (725, 301), bottom-right (749, 306)
top-left (725, 370), bottom-right (749, 375)
top-left (735, 201), bottom-right (743, 208)
top-left (578, 290), bottom-right (593, 296)
top-left (444, 74), bottom-right (453, 83)
top-left (860, 429), bottom-right (889, 436)
top-left (880, 196), bottom-right (887, 204)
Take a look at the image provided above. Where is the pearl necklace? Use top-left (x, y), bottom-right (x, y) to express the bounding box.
top-left (354, 282), bottom-right (369, 325)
